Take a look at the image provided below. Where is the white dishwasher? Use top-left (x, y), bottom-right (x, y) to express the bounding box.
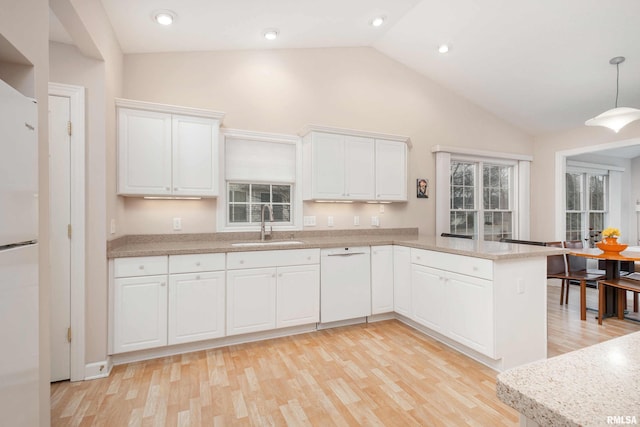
top-left (320, 246), bottom-right (371, 323)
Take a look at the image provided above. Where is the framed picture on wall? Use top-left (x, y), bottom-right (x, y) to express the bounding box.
top-left (417, 178), bottom-right (429, 198)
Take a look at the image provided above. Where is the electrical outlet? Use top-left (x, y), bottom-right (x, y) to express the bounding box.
top-left (371, 216), bottom-right (379, 227)
top-left (354, 215), bottom-right (360, 226)
top-left (303, 216), bottom-right (316, 226)
top-left (173, 217), bottom-right (182, 231)
top-left (517, 278), bottom-right (525, 294)
top-left (110, 219), bottom-right (116, 234)
top-left (327, 216), bottom-right (334, 227)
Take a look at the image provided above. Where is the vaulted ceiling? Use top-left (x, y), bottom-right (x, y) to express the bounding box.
top-left (50, 0), bottom-right (640, 137)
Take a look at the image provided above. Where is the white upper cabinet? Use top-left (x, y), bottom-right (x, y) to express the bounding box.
top-left (116, 99), bottom-right (225, 197)
top-left (301, 125), bottom-right (410, 202)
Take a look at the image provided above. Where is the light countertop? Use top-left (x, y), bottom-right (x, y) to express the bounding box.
top-left (497, 331), bottom-right (640, 427)
top-left (107, 228), bottom-right (564, 260)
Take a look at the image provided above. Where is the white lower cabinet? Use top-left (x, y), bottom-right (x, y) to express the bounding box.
top-left (226, 268), bottom-right (277, 336)
top-left (410, 248), bottom-right (495, 358)
top-left (110, 254), bottom-right (226, 354)
top-left (393, 245), bottom-right (411, 316)
top-left (113, 275), bottom-right (168, 353)
top-left (371, 245), bottom-right (394, 314)
top-left (226, 249), bottom-right (321, 336)
top-left (168, 271), bottom-right (226, 345)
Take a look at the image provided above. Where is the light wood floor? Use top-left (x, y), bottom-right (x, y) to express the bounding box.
top-left (51, 282), bottom-right (640, 426)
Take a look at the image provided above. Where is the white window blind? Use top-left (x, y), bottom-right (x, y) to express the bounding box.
top-left (225, 137), bottom-right (296, 183)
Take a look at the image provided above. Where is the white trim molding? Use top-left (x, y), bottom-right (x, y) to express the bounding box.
top-left (299, 124), bottom-right (412, 148)
top-left (432, 145), bottom-right (533, 162)
top-left (115, 98), bottom-right (225, 120)
top-left (48, 82), bottom-right (86, 382)
top-left (84, 358), bottom-right (112, 380)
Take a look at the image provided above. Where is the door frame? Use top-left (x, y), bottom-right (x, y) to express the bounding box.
top-left (49, 82), bottom-right (85, 381)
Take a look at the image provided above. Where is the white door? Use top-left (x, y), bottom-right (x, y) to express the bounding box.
top-left (393, 246), bottom-right (412, 316)
top-left (113, 275), bottom-right (168, 353)
top-left (371, 246), bottom-right (394, 314)
top-left (375, 140), bottom-right (407, 201)
top-left (276, 264), bottom-right (320, 328)
top-left (344, 135), bottom-right (375, 199)
top-left (172, 115), bottom-right (218, 197)
top-left (411, 265), bottom-right (445, 332)
top-left (117, 108), bottom-right (172, 196)
top-left (168, 271), bottom-right (225, 345)
top-left (312, 132), bottom-right (345, 199)
top-left (226, 268), bottom-right (277, 336)
top-left (49, 94), bottom-right (71, 382)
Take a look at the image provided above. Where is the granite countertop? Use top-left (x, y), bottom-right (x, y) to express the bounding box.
top-left (107, 228), bottom-right (564, 260)
top-left (497, 331), bottom-right (640, 427)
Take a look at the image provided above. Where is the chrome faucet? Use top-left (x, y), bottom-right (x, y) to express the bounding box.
top-left (260, 204), bottom-right (273, 241)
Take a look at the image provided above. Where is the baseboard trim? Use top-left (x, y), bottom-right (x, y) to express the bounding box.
top-left (84, 358), bottom-right (112, 380)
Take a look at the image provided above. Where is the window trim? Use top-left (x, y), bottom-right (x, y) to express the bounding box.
top-left (217, 129), bottom-right (303, 232)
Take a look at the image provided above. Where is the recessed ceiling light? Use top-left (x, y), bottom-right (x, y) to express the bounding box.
top-left (263, 29), bottom-right (279, 41)
top-left (438, 44), bottom-right (450, 54)
top-left (153, 10), bottom-right (176, 26)
top-left (370, 16), bottom-right (386, 27)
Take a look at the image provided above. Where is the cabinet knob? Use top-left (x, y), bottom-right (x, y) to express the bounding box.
top-left (165, 187), bottom-right (170, 191)
top-left (416, 256), bottom-right (421, 260)
top-left (196, 275), bottom-right (200, 280)
top-left (196, 262), bottom-right (201, 266)
top-left (273, 274), bottom-right (277, 278)
top-left (307, 256), bottom-right (311, 260)
top-left (161, 282), bottom-right (166, 287)
top-left (174, 187), bottom-right (178, 191)
top-left (139, 265), bottom-right (145, 270)
top-left (239, 260), bottom-right (244, 264)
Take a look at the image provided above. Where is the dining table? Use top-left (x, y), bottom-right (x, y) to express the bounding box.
top-left (568, 247), bottom-right (640, 317)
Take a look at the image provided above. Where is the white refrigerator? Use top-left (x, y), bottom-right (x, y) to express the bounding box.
top-left (0, 78), bottom-right (39, 426)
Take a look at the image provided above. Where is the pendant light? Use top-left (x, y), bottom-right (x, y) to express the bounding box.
top-left (585, 56), bottom-right (640, 133)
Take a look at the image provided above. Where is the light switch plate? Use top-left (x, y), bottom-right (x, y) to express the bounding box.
top-left (303, 216), bottom-right (316, 226)
top-left (173, 217), bottom-right (182, 231)
top-left (327, 216), bottom-right (334, 227)
top-left (371, 216), bottom-right (379, 226)
top-left (354, 216), bottom-right (360, 226)
top-left (110, 219), bottom-right (116, 234)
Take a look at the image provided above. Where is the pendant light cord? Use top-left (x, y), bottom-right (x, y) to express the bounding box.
top-left (615, 62), bottom-right (620, 108)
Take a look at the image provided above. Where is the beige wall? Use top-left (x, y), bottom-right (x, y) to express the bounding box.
top-left (121, 47), bottom-right (533, 235)
top-left (532, 123), bottom-right (640, 241)
top-left (0, 0), bottom-right (50, 425)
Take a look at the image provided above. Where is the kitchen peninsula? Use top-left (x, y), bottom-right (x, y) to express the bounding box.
top-left (107, 229), bottom-right (562, 372)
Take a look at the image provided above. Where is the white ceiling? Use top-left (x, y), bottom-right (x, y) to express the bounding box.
top-left (50, 0), bottom-right (640, 136)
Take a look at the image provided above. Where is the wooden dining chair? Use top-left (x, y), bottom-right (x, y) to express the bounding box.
top-left (562, 240), bottom-right (606, 321)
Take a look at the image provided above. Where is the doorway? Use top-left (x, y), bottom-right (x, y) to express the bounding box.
top-left (48, 83), bottom-right (85, 382)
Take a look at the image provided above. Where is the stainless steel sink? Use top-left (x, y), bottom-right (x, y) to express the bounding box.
top-left (231, 241), bottom-right (304, 247)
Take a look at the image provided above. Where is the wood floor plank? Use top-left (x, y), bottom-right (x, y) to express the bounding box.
top-left (51, 282), bottom-right (640, 426)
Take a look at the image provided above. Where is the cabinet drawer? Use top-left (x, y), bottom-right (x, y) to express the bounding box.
top-left (169, 253), bottom-right (225, 274)
top-left (114, 256), bottom-right (168, 278)
top-left (227, 248), bottom-right (320, 270)
top-left (411, 248), bottom-right (492, 280)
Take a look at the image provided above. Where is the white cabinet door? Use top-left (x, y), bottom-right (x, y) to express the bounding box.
top-left (276, 265), bottom-right (320, 328)
top-left (344, 135), bottom-right (375, 200)
top-left (172, 115), bottom-right (218, 197)
top-left (168, 271), bottom-right (225, 345)
top-left (371, 246), bottom-right (394, 314)
top-left (393, 246), bottom-right (411, 316)
top-left (375, 140), bottom-right (407, 201)
top-left (113, 275), bottom-right (168, 353)
top-left (411, 265), bottom-right (445, 332)
top-left (117, 108), bottom-right (172, 196)
top-left (446, 272), bottom-right (494, 357)
top-left (312, 132), bottom-right (345, 199)
top-left (226, 268), bottom-right (277, 336)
